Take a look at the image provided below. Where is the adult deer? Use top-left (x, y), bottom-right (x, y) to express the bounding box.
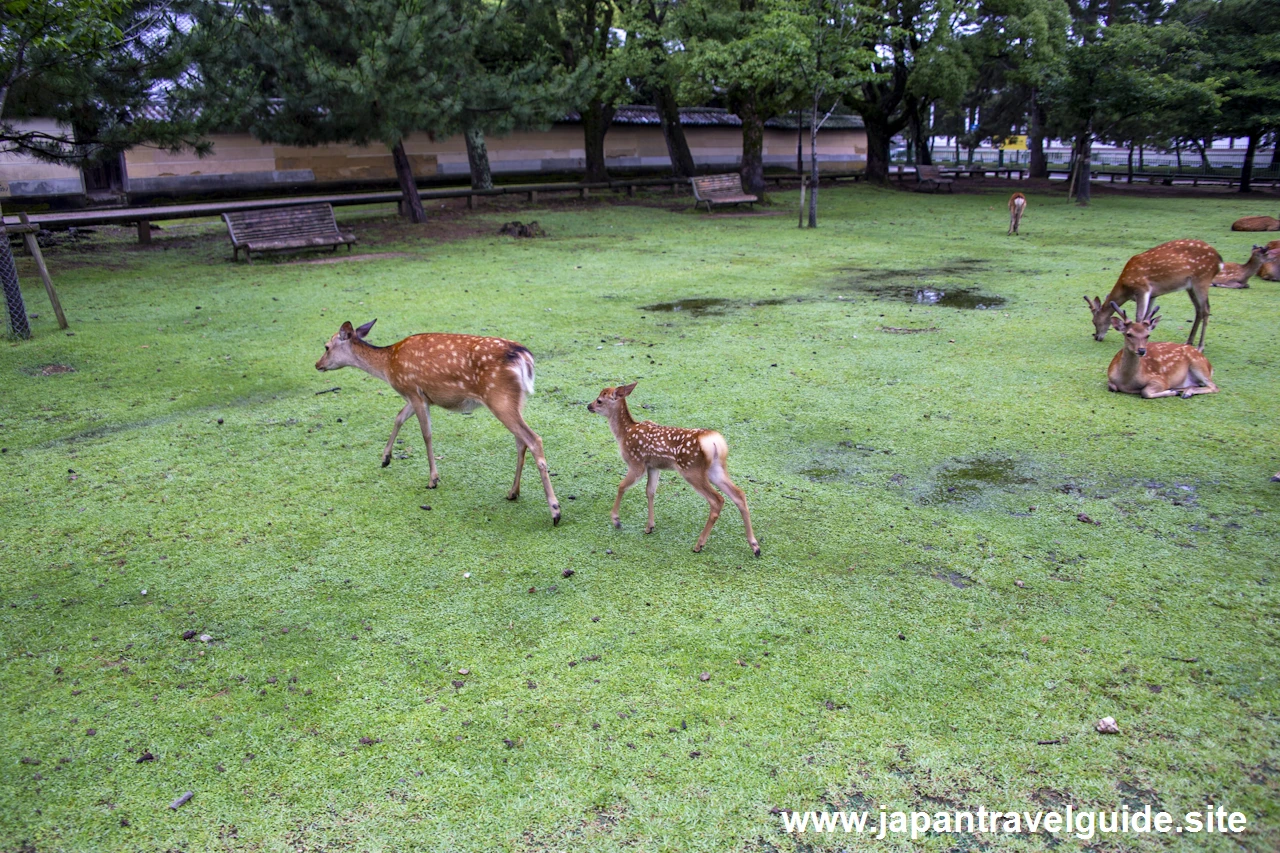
top-left (1084, 239), bottom-right (1222, 350)
top-left (1259, 240), bottom-right (1280, 281)
top-left (1213, 244), bottom-right (1275, 288)
top-left (1106, 303), bottom-right (1217, 399)
top-left (316, 320), bottom-right (561, 525)
top-left (587, 382), bottom-right (760, 556)
top-left (1231, 215), bottom-right (1280, 232)
top-left (1008, 192), bottom-right (1027, 236)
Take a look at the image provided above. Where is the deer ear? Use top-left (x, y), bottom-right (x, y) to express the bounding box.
top-left (355, 319), bottom-right (376, 339)
top-left (339, 321), bottom-right (355, 340)
top-left (1109, 315), bottom-right (1125, 331)
top-left (616, 382), bottom-right (637, 398)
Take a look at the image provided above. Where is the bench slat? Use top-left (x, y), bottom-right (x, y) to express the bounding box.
top-left (690, 173), bottom-right (759, 211)
top-left (223, 202), bottom-right (356, 261)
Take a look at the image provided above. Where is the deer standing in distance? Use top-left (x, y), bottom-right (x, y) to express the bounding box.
top-left (587, 382), bottom-right (760, 556)
top-left (1007, 192), bottom-right (1027, 235)
top-left (1213, 244), bottom-right (1276, 288)
top-left (1084, 239), bottom-right (1222, 350)
top-left (1106, 303), bottom-right (1217, 399)
top-left (315, 320), bottom-right (561, 525)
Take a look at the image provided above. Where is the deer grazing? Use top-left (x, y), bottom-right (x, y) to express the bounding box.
top-left (1084, 239), bottom-right (1222, 350)
top-left (1106, 303), bottom-right (1217, 399)
top-left (587, 382), bottom-right (760, 556)
top-left (315, 320), bottom-right (561, 525)
top-left (1008, 192), bottom-right (1027, 235)
top-left (1213, 244), bottom-right (1275, 288)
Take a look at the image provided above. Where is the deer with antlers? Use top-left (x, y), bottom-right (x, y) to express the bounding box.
top-left (1106, 303), bottom-right (1217, 399)
top-left (1213, 244), bottom-right (1276, 288)
top-left (315, 320), bottom-right (561, 525)
top-left (1084, 239), bottom-right (1222, 350)
top-left (1008, 192), bottom-right (1027, 236)
top-left (588, 382), bottom-right (760, 556)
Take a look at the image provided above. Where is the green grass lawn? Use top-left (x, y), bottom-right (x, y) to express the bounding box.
top-left (1, 185), bottom-right (1277, 852)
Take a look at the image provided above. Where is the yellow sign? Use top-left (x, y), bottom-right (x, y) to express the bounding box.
top-left (998, 136), bottom-right (1028, 151)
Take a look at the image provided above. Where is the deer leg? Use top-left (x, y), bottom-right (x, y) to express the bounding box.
top-left (382, 403), bottom-right (414, 467)
top-left (708, 463), bottom-right (761, 556)
top-left (409, 397), bottom-right (438, 488)
top-left (1186, 287), bottom-right (1209, 350)
top-left (644, 468), bottom-right (660, 533)
top-left (489, 396), bottom-right (560, 525)
top-left (682, 470), bottom-right (725, 553)
top-left (1141, 382), bottom-right (1178, 399)
top-left (1196, 291), bottom-right (1210, 351)
top-left (612, 463), bottom-right (645, 529)
top-left (508, 437), bottom-right (527, 501)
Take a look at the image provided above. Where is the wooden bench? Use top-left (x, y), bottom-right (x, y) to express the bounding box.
top-left (690, 173), bottom-right (758, 212)
top-left (222, 203), bottom-right (356, 262)
top-left (913, 165), bottom-right (954, 193)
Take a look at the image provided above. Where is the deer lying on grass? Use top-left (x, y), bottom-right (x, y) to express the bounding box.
top-left (1008, 192), bottom-right (1027, 235)
top-left (1084, 239), bottom-right (1222, 350)
top-left (1231, 215), bottom-right (1280, 232)
top-left (1213, 245), bottom-right (1275, 288)
top-left (1260, 240), bottom-right (1280, 281)
top-left (588, 382), bottom-right (760, 556)
top-left (1106, 303), bottom-right (1217, 399)
top-left (316, 320), bottom-right (561, 525)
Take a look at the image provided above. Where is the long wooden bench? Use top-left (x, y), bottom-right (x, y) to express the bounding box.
top-left (222, 203), bottom-right (356, 262)
top-left (690, 173), bottom-right (758, 212)
top-left (914, 165), bottom-right (954, 193)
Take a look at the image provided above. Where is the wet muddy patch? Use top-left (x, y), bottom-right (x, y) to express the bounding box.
top-left (798, 441), bottom-right (893, 482)
top-left (639, 297), bottom-right (787, 317)
top-left (21, 363), bottom-right (77, 377)
top-left (838, 259), bottom-right (1007, 309)
top-left (920, 456), bottom-right (1036, 506)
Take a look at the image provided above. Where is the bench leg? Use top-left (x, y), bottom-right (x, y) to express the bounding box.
top-left (467, 195), bottom-right (475, 210)
top-left (627, 185), bottom-right (635, 198)
top-left (137, 220), bottom-right (152, 245)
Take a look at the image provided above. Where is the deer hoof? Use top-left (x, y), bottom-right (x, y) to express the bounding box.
top-left (507, 490), bottom-right (519, 501)
top-left (428, 476), bottom-right (439, 489)
top-left (644, 525), bottom-right (654, 534)
top-left (692, 544), bottom-right (704, 553)
top-left (381, 455), bottom-right (391, 468)
top-left (552, 511), bottom-right (561, 526)
top-left (752, 545), bottom-right (761, 557)
top-left (611, 518), bottom-right (621, 529)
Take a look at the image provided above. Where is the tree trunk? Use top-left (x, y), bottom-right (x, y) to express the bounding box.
top-left (581, 102), bottom-right (615, 183)
top-left (734, 93), bottom-right (765, 197)
top-left (808, 93), bottom-right (820, 228)
top-left (463, 124), bottom-right (493, 191)
top-left (796, 109), bottom-right (803, 176)
top-left (1138, 144), bottom-right (1144, 169)
top-left (912, 105), bottom-right (932, 166)
top-left (1239, 131), bottom-right (1259, 193)
top-left (0, 209), bottom-right (31, 339)
top-left (864, 114), bottom-right (893, 184)
top-left (1198, 138), bottom-right (1211, 170)
top-left (391, 140), bottom-right (427, 223)
top-left (1028, 91), bottom-right (1048, 178)
top-left (653, 85), bottom-right (696, 177)
top-left (1127, 143), bottom-right (1134, 183)
top-left (1075, 130), bottom-right (1092, 206)
top-left (1270, 133), bottom-right (1280, 169)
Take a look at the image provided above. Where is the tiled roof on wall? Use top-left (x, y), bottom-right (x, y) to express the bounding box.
top-left (561, 105), bottom-right (865, 130)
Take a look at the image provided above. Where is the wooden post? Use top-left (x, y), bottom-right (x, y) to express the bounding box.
top-left (467, 194), bottom-right (475, 210)
top-left (528, 190), bottom-right (537, 203)
top-left (580, 187), bottom-right (589, 199)
top-left (17, 214), bottom-right (67, 330)
top-left (627, 184), bottom-right (635, 198)
top-left (137, 220), bottom-right (152, 245)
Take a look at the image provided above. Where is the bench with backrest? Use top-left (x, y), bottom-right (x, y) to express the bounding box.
top-left (690, 173), bottom-right (759, 212)
top-left (913, 165), bottom-right (954, 193)
top-left (222, 203), bottom-right (356, 262)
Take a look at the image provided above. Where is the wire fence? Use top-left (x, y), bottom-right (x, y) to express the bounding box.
top-left (0, 225), bottom-right (32, 340)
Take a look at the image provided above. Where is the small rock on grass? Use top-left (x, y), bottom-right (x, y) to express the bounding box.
top-left (698, 672), bottom-right (711, 682)
top-left (1095, 716), bottom-right (1120, 734)
top-left (1077, 513), bottom-right (1101, 526)
top-left (562, 569), bottom-right (575, 578)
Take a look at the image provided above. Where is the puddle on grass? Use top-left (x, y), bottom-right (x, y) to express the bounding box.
top-left (838, 259), bottom-right (1007, 309)
top-left (640, 297), bottom-right (787, 317)
top-left (921, 457), bottom-right (1036, 505)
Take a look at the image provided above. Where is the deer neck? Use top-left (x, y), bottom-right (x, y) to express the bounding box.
top-left (1243, 253), bottom-right (1265, 276)
top-left (1115, 347), bottom-right (1147, 383)
top-left (609, 399), bottom-right (639, 441)
top-left (349, 339), bottom-right (393, 383)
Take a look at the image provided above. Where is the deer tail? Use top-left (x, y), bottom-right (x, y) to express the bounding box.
top-left (507, 345), bottom-right (535, 397)
top-left (699, 432), bottom-right (729, 469)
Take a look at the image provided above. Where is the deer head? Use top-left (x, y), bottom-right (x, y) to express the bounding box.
top-left (316, 319), bottom-right (376, 370)
top-left (1084, 295), bottom-right (1114, 341)
top-left (1109, 301), bottom-right (1160, 357)
top-left (586, 382), bottom-right (637, 416)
